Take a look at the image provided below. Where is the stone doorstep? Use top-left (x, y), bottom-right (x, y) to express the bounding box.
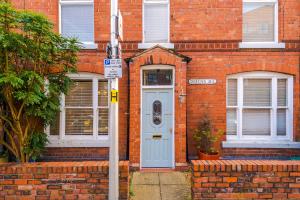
top-left (130, 162), bottom-right (190, 172)
top-left (140, 168), bottom-right (176, 173)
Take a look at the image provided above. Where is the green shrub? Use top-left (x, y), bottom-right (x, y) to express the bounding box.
top-left (0, 1), bottom-right (79, 162)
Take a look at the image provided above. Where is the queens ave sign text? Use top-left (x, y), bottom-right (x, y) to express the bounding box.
top-left (189, 79), bottom-right (217, 85)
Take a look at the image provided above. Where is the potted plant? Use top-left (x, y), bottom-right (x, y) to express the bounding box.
top-left (193, 115), bottom-right (223, 160)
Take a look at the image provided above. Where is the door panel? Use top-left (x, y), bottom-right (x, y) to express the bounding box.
top-left (141, 89), bottom-right (173, 168)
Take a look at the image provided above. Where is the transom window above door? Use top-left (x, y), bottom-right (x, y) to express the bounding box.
top-left (143, 69), bottom-right (173, 86)
top-left (226, 72), bottom-right (293, 141)
top-left (60, 0), bottom-right (97, 49)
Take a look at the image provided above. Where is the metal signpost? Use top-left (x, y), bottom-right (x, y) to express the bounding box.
top-left (107, 0), bottom-right (121, 200)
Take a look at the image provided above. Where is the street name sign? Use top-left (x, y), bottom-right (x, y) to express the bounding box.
top-left (189, 79), bottom-right (217, 85)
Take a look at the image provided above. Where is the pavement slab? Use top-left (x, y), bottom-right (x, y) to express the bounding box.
top-left (131, 185), bottom-right (161, 200)
top-left (130, 171), bottom-right (191, 200)
top-left (132, 172), bottom-right (160, 185)
top-left (159, 172), bottom-right (190, 185)
top-left (160, 184), bottom-right (191, 200)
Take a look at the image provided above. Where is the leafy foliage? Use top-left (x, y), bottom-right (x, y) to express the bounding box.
top-left (193, 115), bottom-right (223, 155)
top-left (0, 1), bottom-right (79, 162)
top-left (23, 132), bottom-right (49, 161)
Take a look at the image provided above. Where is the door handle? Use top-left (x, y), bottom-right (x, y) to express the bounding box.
top-left (169, 128), bottom-right (173, 134)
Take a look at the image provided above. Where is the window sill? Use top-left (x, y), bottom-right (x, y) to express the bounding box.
top-left (239, 42), bottom-right (285, 49)
top-left (80, 42), bottom-right (98, 50)
top-left (138, 43), bottom-right (174, 49)
top-left (222, 141), bottom-right (300, 149)
top-left (47, 136), bottom-right (109, 147)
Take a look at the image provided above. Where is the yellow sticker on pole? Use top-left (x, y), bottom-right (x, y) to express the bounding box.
top-left (111, 90), bottom-right (118, 103)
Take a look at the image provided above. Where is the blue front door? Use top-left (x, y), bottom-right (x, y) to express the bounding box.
top-left (141, 89), bottom-right (173, 168)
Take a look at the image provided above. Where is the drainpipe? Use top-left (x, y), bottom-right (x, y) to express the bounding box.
top-left (186, 100), bottom-right (189, 162)
top-left (184, 57), bottom-right (192, 162)
top-left (126, 60), bottom-right (130, 160)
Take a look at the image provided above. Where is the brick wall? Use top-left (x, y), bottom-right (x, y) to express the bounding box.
top-left (118, 0), bottom-right (300, 42)
top-left (185, 51), bottom-right (300, 158)
top-left (43, 148), bottom-right (109, 161)
top-left (8, 0), bottom-right (300, 162)
top-left (192, 160), bottom-right (300, 200)
top-left (0, 161), bottom-right (129, 200)
top-left (222, 148), bottom-right (300, 158)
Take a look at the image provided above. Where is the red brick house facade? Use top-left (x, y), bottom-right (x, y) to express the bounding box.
top-left (11, 0), bottom-right (300, 168)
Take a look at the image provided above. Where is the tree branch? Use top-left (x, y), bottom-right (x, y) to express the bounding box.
top-left (0, 114), bottom-right (18, 134)
top-left (4, 91), bottom-right (17, 120)
top-left (17, 102), bottom-right (25, 120)
top-left (0, 140), bottom-right (17, 159)
top-left (3, 127), bottom-right (20, 160)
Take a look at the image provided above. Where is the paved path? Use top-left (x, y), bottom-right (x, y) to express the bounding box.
top-left (130, 172), bottom-right (191, 200)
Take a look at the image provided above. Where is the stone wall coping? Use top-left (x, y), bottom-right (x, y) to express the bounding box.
top-left (192, 160), bottom-right (300, 172)
top-left (0, 161), bottom-right (129, 173)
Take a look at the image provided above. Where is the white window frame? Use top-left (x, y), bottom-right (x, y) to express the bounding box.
top-left (138, 0), bottom-right (174, 49)
top-left (239, 0), bottom-right (285, 49)
top-left (225, 72), bottom-right (293, 145)
top-left (59, 0), bottom-right (98, 49)
top-left (46, 73), bottom-right (109, 147)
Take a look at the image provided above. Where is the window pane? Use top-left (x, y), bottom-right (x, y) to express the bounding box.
top-left (98, 81), bottom-right (108, 107)
top-left (242, 109), bottom-right (270, 135)
top-left (227, 79), bottom-right (237, 106)
top-left (65, 108), bottom-right (93, 135)
top-left (277, 79), bottom-right (287, 106)
top-left (143, 69), bottom-right (172, 85)
top-left (50, 112), bottom-right (60, 135)
top-left (65, 81), bottom-right (93, 107)
top-left (277, 109), bottom-right (286, 136)
top-left (244, 79), bottom-right (271, 106)
top-left (153, 100), bottom-right (162, 125)
top-left (61, 4), bottom-right (94, 42)
top-left (99, 108), bottom-right (109, 135)
top-left (243, 2), bottom-right (275, 42)
top-left (226, 109), bottom-right (237, 135)
top-left (144, 4), bottom-right (168, 43)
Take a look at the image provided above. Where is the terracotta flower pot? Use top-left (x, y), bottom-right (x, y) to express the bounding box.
top-left (198, 150), bottom-right (220, 160)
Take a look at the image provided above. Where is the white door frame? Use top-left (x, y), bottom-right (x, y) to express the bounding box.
top-left (140, 65), bottom-right (175, 168)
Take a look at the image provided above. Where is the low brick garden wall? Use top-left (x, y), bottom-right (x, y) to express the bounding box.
top-left (192, 160), bottom-right (300, 199)
top-left (0, 161), bottom-right (129, 200)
